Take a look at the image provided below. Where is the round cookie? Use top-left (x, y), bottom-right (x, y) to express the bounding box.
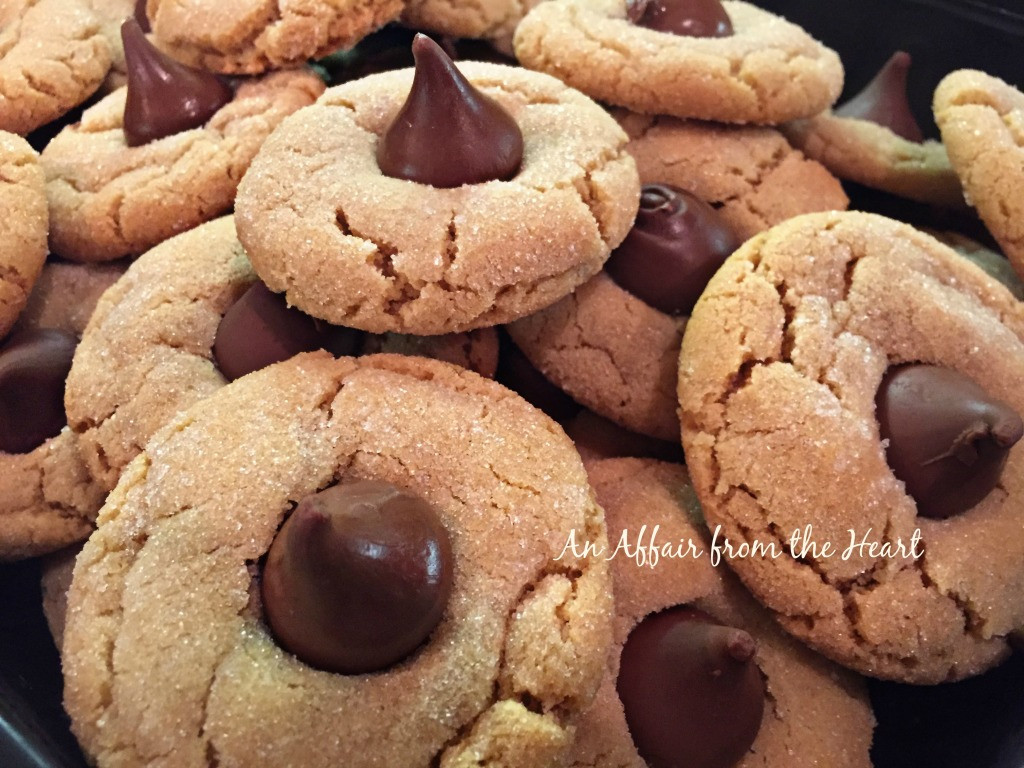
top-left (91, 0), bottom-right (135, 93)
top-left (572, 458), bottom-right (875, 768)
top-left (509, 132), bottom-right (844, 443)
top-left (16, 258), bottom-right (129, 337)
top-left (934, 70), bottom-right (1024, 281)
top-left (145, 0), bottom-right (403, 74)
top-left (234, 61), bottom-right (639, 335)
top-left (42, 68), bottom-right (324, 262)
top-left (513, 0), bottom-right (843, 125)
top-left (0, 0), bottom-right (111, 136)
top-left (63, 352), bottom-right (612, 767)
top-left (616, 110), bottom-right (849, 242)
top-left (0, 131), bottom-right (48, 341)
top-left (678, 210), bottom-right (1024, 683)
top-left (66, 216), bottom-right (509, 492)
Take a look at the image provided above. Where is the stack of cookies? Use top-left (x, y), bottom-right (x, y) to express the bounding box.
top-left (1, 0), bottom-right (1022, 766)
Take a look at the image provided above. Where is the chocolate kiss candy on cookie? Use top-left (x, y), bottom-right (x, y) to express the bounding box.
top-left (617, 606), bottom-right (765, 768)
top-left (213, 282), bottom-right (359, 381)
top-left (121, 18), bottom-right (233, 147)
top-left (133, 0), bottom-right (151, 33)
top-left (604, 184), bottom-right (739, 315)
top-left (261, 480), bottom-right (454, 674)
top-left (626, 0), bottom-right (733, 37)
top-left (376, 34), bottom-right (524, 188)
top-left (0, 329), bottom-right (78, 455)
top-left (877, 364), bottom-right (1023, 519)
top-left (834, 51), bottom-right (924, 143)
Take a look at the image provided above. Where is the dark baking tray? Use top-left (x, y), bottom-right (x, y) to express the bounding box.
top-left (4, 1), bottom-right (1024, 766)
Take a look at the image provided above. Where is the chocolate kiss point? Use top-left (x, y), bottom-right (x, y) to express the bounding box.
top-left (121, 18), bottom-right (232, 147)
top-left (605, 184), bottom-right (739, 315)
top-left (627, 0), bottom-right (733, 38)
top-left (617, 607), bottom-right (765, 768)
top-left (133, 0), bottom-right (151, 33)
top-left (376, 34), bottom-right (523, 188)
top-left (834, 51), bottom-right (924, 142)
top-left (0, 329), bottom-right (78, 454)
top-left (261, 480), bottom-right (454, 675)
top-left (877, 364), bottom-right (1023, 519)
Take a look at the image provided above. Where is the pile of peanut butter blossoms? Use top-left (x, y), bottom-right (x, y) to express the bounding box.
top-left (2, 0), bottom-right (1023, 765)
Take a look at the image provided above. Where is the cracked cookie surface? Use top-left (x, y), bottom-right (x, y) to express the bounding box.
top-left (0, 131), bottom-right (47, 340)
top-left (513, 0), bottom-right (843, 125)
top-left (401, 0), bottom-right (545, 54)
top-left (678, 210), bottom-right (1024, 682)
top-left (146, 0), bottom-right (403, 74)
top-left (0, 0), bottom-right (111, 135)
top-left (42, 68), bottom-right (324, 262)
top-left (235, 62), bottom-right (639, 335)
top-left (572, 458), bottom-right (874, 768)
top-left (508, 119), bottom-right (844, 443)
top-left (63, 352), bottom-right (612, 767)
top-left (617, 111), bottom-right (848, 241)
top-left (782, 112), bottom-right (965, 208)
top-left (934, 70), bottom-right (1024, 281)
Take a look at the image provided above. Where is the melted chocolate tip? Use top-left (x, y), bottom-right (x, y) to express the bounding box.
top-left (725, 630), bottom-right (757, 663)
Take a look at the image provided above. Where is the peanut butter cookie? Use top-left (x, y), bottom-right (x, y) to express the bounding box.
top-left (63, 352), bottom-right (612, 767)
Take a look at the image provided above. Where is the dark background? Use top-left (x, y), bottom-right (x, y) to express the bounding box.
top-left (4, 1), bottom-right (1024, 766)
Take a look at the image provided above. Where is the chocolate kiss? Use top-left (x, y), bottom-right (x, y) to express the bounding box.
top-left (121, 18), bottom-right (233, 147)
top-left (627, 0), bottom-right (733, 38)
top-left (0, 329), bottom-right (78, 455)
top-left (261, 480), bottom-right (454, 674)
top-left (212, 282), bottom-right (360, 382)
top-left (133, 0), bottom-right (151, 33)
top-left (834, 51), bottom-right (924, 142)
top-left (617, 606), bottom-right (765, 768)
top-left (604, 184), bottom-right (739, 315)
top-left (877, 364), bottom-right (1023, 519)
top-left (376, 34), bottom-right (524, 188)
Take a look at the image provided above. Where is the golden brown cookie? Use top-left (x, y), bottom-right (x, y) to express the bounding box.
top-left (508, 272), bottom-right (685, 441)
top-left (679, 210), bottom-right (1024, 682)
top-left (572, 458), bottom-right (875, 768)
top-left (514, 0), bottom-right (843, 125)
top-left (782, 114), bottom-right (964, 208)
top-left (0, 0), bottom-right (111, 135)
top-left (235, 62), bottom-right (639, 335)
top-left (934, 70), bottom-right (1024, 280)
top-left (90, 0), bottom-right (134, 93)
top-left (617, 110), bottom-right (849, 241)
top-left (509, 129), bottom-right (843, 443)
top-left (63, 352), bottom-right (612, 767)
top-left (16, 258), bottom-right (129, 337)
top-left (67, 217), bottom-right (511, 492)
top-left (145, 0), bottom-right (403, 74)
top-left (0, 131), bottom-right (47, 340)
top-left (42, 68), bottom-right (324, 262)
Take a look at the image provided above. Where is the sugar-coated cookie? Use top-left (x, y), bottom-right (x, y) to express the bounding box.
top-left (514, 0), bottom-right (843, 124)
top-left (63, 352), bottom-right (612, 767)
top-left (236, 54), bottom-right (639, 335)
top-left (934, 69), bottom-right (1024, 280)
top-left (15, 259), bottom-right (129, 337)
top-left (145, 0), bottom-right (403, 74)
top-left (0, 131), bottom-right (47, 340)
top-left (679, 210), bottom-right (1024, 682)
top-left (401, 0), bottom-right (545, 54)
top-left (571, 458), bottom-right (875, 768)
top-left (43, 68), bottom-right (324, 262)
top-left (0, 0), bottom-right (111, 135)
top-left (926, 230), bottom-right (1024, 301)
top-left (784, 52), bottom-right (964, 209)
